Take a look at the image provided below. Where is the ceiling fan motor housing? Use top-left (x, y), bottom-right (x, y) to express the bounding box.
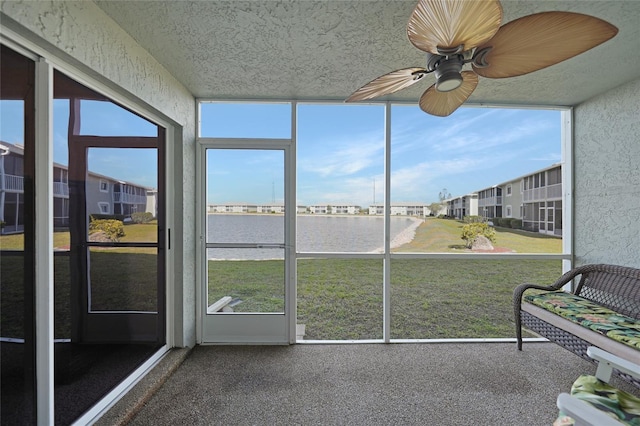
top-left (434, 56), bottom-right (464, 92)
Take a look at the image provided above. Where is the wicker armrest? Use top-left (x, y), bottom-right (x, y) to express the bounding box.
top-left (513, 268), bottom-right (586, 351)
top-left (513, 267), bottom-right (588, 304)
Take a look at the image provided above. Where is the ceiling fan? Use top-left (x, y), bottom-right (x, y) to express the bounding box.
top-left (345, 0), bottom-right (618, 117)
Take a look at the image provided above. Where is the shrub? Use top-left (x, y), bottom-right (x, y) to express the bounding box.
top-left (131, 212), bottom-right (154, 223)
top-left (89, 213), bottom-right (126, 221)
top-left (510, 218), bottom-right (522, 229)
top-left (461, 222), bottom-right (496, 248)
top-left (89, 217), bottom-right (125, 241)
top-left (463, 215), bottom-right (486, 224)
top-left (495, 217), bottom-right (510, 227)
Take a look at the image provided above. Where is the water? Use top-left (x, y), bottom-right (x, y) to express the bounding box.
top-left (207, 214), bottom-right (421, 259)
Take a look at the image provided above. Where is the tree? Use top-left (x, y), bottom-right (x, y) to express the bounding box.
top-left (439, 188), bottom-right (451, 202)
top-left (428, 188), bottom-right (451, 216)
top-left (427, 202), bottom-right (442, 216)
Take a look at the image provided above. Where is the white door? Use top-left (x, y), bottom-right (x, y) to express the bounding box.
top-left (199, 141), bottom-right (294, 344)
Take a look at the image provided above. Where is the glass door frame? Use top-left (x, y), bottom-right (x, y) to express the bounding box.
top-left (196, 138), bottom-right (296, 344)
top-left (68, 138), bottom-right (166, 344)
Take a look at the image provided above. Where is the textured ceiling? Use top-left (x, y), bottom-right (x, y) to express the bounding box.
top-left (94, 0), bottom-right (640, 107)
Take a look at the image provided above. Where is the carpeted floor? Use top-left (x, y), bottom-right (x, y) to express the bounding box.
top-left (119, 342), bottom-right (637, 426)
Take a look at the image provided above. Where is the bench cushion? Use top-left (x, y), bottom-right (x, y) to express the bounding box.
top-left (556, 374), bottom-right (640, 426)
top-left (524, 292), bottom-right (640, 350)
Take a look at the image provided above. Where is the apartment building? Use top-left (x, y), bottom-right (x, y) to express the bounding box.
top-left (208, 203), bottom-right (259, 213)
top-left (461, 164), bottom-right (562, 235)
top-left (368, 203), bottom-right (430, 216)
top-left (446, 194), bottom-right (478, 219)
top-left (521, 165), bottom-right (563, 235)
top-left (1, 141), bottom-right (152, 234)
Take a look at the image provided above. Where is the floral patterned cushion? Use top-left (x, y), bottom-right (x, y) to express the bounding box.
top-left (554, 375), bottom-right (640, 426)
top-left (524, 291), bottom-right (640, 350)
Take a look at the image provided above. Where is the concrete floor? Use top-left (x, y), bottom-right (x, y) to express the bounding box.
top-left (98, 341), bottom-right (636, 426)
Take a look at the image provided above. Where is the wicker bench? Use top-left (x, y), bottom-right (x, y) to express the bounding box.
top-left (513, 264), bottom-right (640, 388)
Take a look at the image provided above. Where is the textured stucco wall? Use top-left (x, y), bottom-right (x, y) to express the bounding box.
top-left (574, 78), bottom-right (640, 269)
top-left (1, 1), bottom-right (197, 346)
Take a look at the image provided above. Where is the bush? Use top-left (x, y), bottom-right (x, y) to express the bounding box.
top-left (463, 215), bottom-right (486, 224)
top-left (461, 222), bottom-right (496, 248)
top-left (89, 217), bottom-right (125, 241)
top-left (510, 218), bottom-right (522, 229)
top-left (89, 213), bottom-right (126, 221)
top-left (495, 217), bottom-right (510, 227)
top-left (131, 212), bottom-right (154, 223)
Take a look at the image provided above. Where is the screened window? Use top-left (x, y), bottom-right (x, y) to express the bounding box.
top-left (198, 101), bottom-right (570, 342)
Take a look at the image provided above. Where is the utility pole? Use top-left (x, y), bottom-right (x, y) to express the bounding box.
top-left (373, 178), bottom-right (376, 204)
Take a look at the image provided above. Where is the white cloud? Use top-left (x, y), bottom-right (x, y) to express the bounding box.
top-left (299, 133), bottom-right (383, 178)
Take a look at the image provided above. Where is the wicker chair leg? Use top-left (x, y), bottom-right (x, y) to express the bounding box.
top-left (515, 309), bottom-right (523, 351)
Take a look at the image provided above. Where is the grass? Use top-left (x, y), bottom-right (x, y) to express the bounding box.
top-left (0, 221), bottom-right (157, 250)
top-left (208, 257), bottom-right (562, 340)
top-left (395, 218), bottom-right (562, 253)
top-left (2, 218), bottom-right (562, 340)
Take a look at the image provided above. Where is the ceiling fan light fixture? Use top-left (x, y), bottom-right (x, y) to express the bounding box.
top-left (434, 59), bottom-right (463, 92)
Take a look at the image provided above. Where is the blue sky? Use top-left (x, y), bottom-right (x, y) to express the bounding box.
top-left (1, 100), bottom-right (561, 206)
top-left (202, 103), bottom-right (561, 206)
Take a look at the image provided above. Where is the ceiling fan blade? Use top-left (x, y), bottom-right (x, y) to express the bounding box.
top-left (419, 71), bottom-right (478, 117)
top-left (407, 0), bottom-right (503, 55)
top-left (472, 11), bottom-right (618, 78)
top-left (346, 67), bottom-right (428, 102)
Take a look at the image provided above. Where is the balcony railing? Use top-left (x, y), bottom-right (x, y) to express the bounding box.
top-left (53, 182), bottom-right (69, 197)
top-left (478, 196), bottom-right (502, 207)
top-left (1, 174), bottom-right (24, 192)
top-left (523, 183), bottom-right (562, 202)
top-left (113, 192), bottom-right (147, 205)
top-left (2, 175), bottom-right (69, 198)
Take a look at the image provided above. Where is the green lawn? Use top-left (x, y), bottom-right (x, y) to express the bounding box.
top-left (395, 217), bottom-right (562, 253)
top-left (208, 257), bottom-right (561, 340)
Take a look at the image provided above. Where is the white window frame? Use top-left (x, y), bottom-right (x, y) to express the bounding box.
top-left (98, 202), bottom-right (110, 214)
top-left (99, 179), bottom-right (109, 192)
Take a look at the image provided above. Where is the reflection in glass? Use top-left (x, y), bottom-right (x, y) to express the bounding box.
top-left (52, 69), bottom-right (164, 424)
top-left (0, 44), bottom-right (35, 425)
top-left (89, 247), bottom-right (158, 312)
top-left (87, 147), bottom-right (158, 228)
top-left (80, 100), bottom-right (157, 137)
